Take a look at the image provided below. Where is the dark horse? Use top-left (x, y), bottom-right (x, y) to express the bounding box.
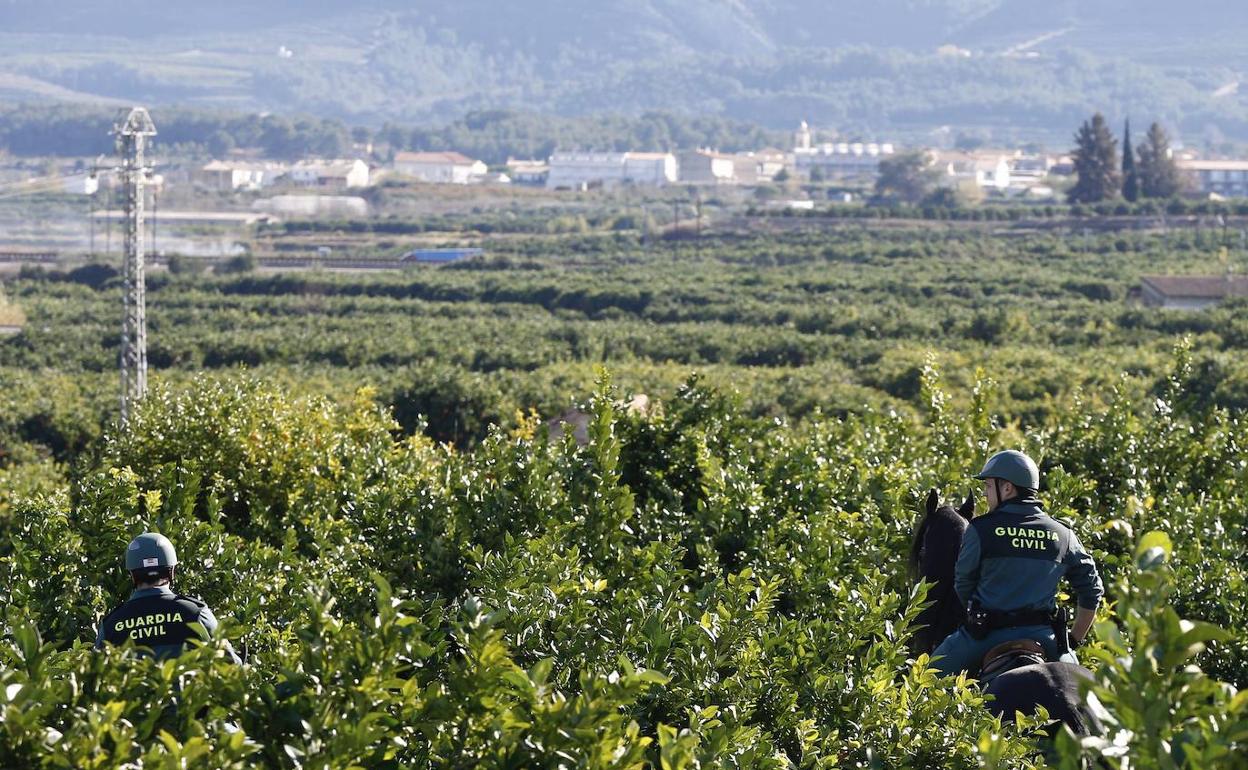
top-left (910, 488), bottom-right (1103, 737)
top-left (909, 488), bottom-right (974, 656)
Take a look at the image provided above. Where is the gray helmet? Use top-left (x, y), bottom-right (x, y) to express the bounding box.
top-left (125, 532), bottom-right (178, 572)
top-left (974, 450), bottom-right (1040, 491)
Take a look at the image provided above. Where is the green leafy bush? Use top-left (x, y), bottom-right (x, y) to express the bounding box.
top-left (0, 363), bottom-right (1243, 767)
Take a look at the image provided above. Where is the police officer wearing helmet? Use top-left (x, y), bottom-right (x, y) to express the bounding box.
top-left (95, 533), bottom-right (240, 663)
top-left (931, 450), bottom-right (1103, 676)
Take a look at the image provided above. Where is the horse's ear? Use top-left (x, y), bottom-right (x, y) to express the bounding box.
top-left (925, 488), bottom-right (938, 517)
top-left (957, 492), bottom-right (975, 520)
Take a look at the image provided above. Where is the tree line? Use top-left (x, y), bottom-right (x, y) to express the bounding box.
top-left (0, 104), bottom-right (354, 160)
top-left (0, 104), bottom-right (783, 163)
top-left (871, 114), bottom-right (1189, 208)
top-left (1068, 114), bottom-right (1184, 203)
top-left (378, 110), bottom-right (787, 165)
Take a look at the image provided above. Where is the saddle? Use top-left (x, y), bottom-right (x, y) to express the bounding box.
top-left (979, 639), bottom-right (1047, 683)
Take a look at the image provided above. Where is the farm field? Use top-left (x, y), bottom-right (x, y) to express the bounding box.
top-left (1, 219), bottom-right (1247, 767)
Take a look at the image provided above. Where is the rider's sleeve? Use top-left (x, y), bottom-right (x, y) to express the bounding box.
top-left (953, 525), bottom-right (982, 605)
top-left (94, 620), bottom-right (106, 650)
top-left (196, 606), bottom-right (242, 664)
top-left (1063, 531), bottom-right (1103, 610)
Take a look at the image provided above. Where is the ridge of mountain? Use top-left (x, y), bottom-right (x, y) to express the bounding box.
top-left (1, 1), bottom-right (1239, 48)
top-left (0, 1), bottom-right (1245, 141)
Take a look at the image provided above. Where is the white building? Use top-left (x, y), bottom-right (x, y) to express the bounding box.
top-left (1178, 159), bottom-right (1248, 197)
top-left (678, 149), bottom-right (737, 185)
top-left (61, 173), bottom-right (100, 195)
top-left (732, 149), bottom-right (787, 185)
top-left (394, 151), bottom-right (488, 184)
top-left (795, 121), bottom-right (812, 150)
top-left (932, 150), bottom-right (1060, 196)
top-left (546, 152), bottom-right (677, 189)
top-left (1008, 155), bottom-right (1053, 183)
top-left (285, 159), bottom-right (370, 189)
top-left (624, 153), bottom-right (678, 186)
top-left (198, 160), bottom-right (288, 191)
top-left (794, 141), bottom-right (895, 181)
top-left (547, 152), bottom-right (624, 189)
top-left (936, 151), bottom-right (1012, 191)
top-left (506, 158), bottom-right (550, 186)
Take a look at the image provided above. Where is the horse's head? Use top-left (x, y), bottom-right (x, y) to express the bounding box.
top-left (909, 488), bottom-right (974, 577)
top-left (909, 488), bottom-right (975, 655)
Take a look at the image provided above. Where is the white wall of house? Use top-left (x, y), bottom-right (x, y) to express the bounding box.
top-left (547, 152), bottom-right (677, 188)
top-left (287, 159), bottom-right (369, 188)
top-left (343, 160), bottom-right (370, 188)
top-left (794, 143), bottom-right (894, 179)
top-left (199, 162), bottom-right (285, 191)
top-left (980, 159), bottom-right (1011, 190)
top-left (623, 154), bottom-right (677, 185)
top-left (679, 151), bottom-right (736, 184)
top-left (547, 153), bottom-right (627, 189)
top-left (396, 159), bottom-right (487, 184)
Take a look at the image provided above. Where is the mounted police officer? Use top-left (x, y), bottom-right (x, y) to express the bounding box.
top-left (932, 450), bottom-right (1102, 676)
top-left (95, 532), bottom-right (240, 663)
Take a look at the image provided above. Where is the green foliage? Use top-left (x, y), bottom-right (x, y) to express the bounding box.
top-left (1122, 120), bottom-right (1140, 203)
top-left (2, 218), bottom-right (1247, 766)
top-left (1052, 532), bottom-right (1248, 768)
top-left (875, 151), bottom-right (940, 204)
top-left (0, 104), bottom-right (351, 160)
top-left (14, 222), bottom-right (1247, 439)
top-left (390, 111), bottom-right (786, 166)
top-left (0, 350), bottom-right (1243, 766)
top-left (215, 254), bottom-right (256, 275)
top-left (1069, 114), bottom-right (1121, 204)
top-left (1137, 123), bottom-right (1185, 200)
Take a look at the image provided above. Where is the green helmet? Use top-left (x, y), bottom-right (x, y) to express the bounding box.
top-left (974, 450), bottom-right (1040, 491)
top-left (125, 532), bottom-right (178, 572)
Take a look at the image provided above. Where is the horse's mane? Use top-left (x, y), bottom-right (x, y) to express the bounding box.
top-left (909, 488), bottom-right (974, 654)
top-left (910, 488), bottom-right (974, 578)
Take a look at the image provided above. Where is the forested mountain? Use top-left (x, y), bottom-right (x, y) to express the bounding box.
top-left (3, 1), bottom-right (1235, 48)
top-left (0, 0), bottom-right (1246, 143)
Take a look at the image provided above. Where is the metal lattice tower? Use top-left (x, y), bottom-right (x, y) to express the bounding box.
top-left (114, 107), bottom-right (156, 424)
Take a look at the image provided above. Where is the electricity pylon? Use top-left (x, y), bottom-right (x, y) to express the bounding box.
top-left (114, 107), bottom-right (156, 424)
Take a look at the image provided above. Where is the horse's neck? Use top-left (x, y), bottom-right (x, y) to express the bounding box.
top-left (921, 509), bottom-right (967, 578)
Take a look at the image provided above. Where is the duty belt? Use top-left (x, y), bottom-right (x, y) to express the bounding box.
top-left (984, 608), bottom-right (1055, 630)
top-left (966, 601), bottom-right (1058, 641)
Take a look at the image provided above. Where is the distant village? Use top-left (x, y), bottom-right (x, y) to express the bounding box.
top-left (180, 121), bottom-right (1248, 202)
top-left (5, 120), bottom-right (1248, 312)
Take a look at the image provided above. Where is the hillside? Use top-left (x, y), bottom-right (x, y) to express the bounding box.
top-left (0, 1), bottom-right (1246, 142)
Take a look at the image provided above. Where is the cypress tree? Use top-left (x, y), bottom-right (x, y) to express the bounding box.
top-left (1068, 113), bottom-right (1121, 204)
top-left (1138, 122), bottom-right (1183, 199)
top-left (1122, 119), bottom-right (1140, 202)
